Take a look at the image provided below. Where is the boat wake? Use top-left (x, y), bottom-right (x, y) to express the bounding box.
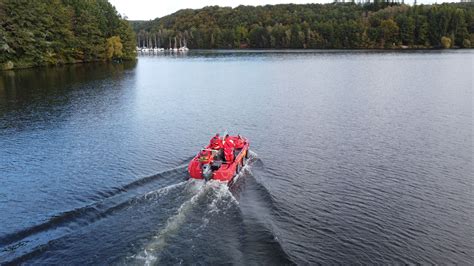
top-left (131, 179), bottom-right (238, 265)
top-left (126, 150), bottom-right (296, 266)
top-left (1, 150), bottom-right (294, 265)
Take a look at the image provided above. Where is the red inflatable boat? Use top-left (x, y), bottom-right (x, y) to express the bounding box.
top-left (188, 134), bottom-right (250, 184)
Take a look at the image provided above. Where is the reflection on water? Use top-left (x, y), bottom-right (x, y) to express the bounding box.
top-left (0, 51), bottom-right (472, 264)
top-left (0, 61), bottom-right (137, 130)
top-left (0, 61), bottom-right (136, 93)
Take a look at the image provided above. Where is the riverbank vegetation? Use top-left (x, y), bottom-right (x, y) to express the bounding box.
top-left (133, 2), bottom-right (473, 49)
top-left (0, 0), bottom-right (136, 70)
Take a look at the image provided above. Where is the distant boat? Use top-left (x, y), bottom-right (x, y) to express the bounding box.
top-left (178, 46), bottom-right (189, 52)
top-left (153, 47), bottom-right (164, 52)
top-left (180, 37), bottom-right (189, 52)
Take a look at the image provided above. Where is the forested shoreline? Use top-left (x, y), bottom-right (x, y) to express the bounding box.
top-left (1, 2), bottom-right (473, 71)
top-left (0, 0), bottom-right (136, 70)
top-left (133, 2), bottom-right (474, 50)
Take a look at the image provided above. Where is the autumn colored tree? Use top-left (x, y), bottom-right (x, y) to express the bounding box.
top-left (106, 36), bottom-right (123, 59)
top-left (441, 36), bottom-right (452, 48)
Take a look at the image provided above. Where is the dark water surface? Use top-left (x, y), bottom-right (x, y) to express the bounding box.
top-left (0, 50), bottom-right (472, 264)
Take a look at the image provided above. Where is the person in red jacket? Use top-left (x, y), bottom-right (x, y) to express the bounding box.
top-left (223, 134), bottom-right (235, 162)
top-left (232, 134), bottom-right (245, 149)
top-left (198, 149), bottom-right (213, 164)
top-left (209, 133), bottom-right (223, 150)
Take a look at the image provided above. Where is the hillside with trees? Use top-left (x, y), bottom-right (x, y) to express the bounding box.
top-left (133, 2), bottom-right (474, 50)
top-left (0, 0), bottom-right (136, 70)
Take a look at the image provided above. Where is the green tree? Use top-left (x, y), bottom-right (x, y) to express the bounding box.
top-left (249, 24), bottom-right (269, 48)
top-left (116, 20), bottom-right (137, 59)
top-left (234, 25), bottom-right (249, 47)
top-left (380, 19), bottom-right (400, 47)
top-left (451, 8), bottom-right (469, 47)
top-left (397, 14), bottom-right (415, 45)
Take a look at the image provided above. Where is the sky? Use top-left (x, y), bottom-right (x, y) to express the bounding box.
top-left (109, 0), bottom-right (453, 20)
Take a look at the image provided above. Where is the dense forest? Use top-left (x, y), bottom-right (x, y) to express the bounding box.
top-left (0, 0), bottom-right (136, 70)
top-left (133, 2), bottom-right (474, 50)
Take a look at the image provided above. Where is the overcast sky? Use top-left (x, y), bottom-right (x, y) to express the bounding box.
top-left (109, 0), bottom-right (453, 20)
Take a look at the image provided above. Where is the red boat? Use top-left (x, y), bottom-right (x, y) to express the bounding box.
top-left (188, 134), bottom-right (250, 184)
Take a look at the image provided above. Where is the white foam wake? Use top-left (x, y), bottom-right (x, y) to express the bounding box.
top-left (132, 181), bottom-right (188, 204)
top-left (132, 179), bottom-right (240, 265)
top-left (137, 180), bottom-right (206, 265)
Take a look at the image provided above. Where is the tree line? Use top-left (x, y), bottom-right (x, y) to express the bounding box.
top-left (132, 2), bottom-right (473, 50)
top-left (0, 0), bottom-right (136, 70)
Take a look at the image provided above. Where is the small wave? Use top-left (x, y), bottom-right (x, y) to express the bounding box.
top-left (0, 165), bottom-right (189, 265)
top-left (98, 164), bottom-right (188, 200)
top-left (130, 181), bottom-right (187, 205)
top-left (0, 165), bottom-right (187, 248)
top-left (0, 181), bottom-right (187, 264)
top-left (231, 155), bottom-right (297, 265)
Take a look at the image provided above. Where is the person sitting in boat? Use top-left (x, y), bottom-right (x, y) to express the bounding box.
top-left (209, 133), bottom-right (223, 150)
top-left (198, 149), bottom-right (213, 164)
top-left (232, 134), bottom-right (245, 149)
top-left (209, 133), bottom-right (225, 161)
top-left (223, 134), bottom-right (235, 162)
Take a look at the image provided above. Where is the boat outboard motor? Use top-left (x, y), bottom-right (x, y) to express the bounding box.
top-left (202, 163), bottom-right (213, 181)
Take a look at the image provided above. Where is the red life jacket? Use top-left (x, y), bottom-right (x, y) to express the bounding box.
top-left (223, 138), bottom-right (234, 149)
top-left (232, 137), bottom-right (244, 149)
top-left (209, 136), bottom-right (223, 150)
top-left (223, 139), bottom-right (234, 162)
top-left (224, 151), bottom-right (234, 162)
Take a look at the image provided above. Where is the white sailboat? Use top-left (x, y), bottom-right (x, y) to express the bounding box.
top-left (179, 37), bottom-right (189, 51)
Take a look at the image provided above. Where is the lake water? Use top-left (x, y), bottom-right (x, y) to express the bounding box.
top-left (0, 50), bottom-right (472, 264)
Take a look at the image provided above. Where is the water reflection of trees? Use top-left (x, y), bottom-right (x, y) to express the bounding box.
top-left (0, 61), bottom-right (137, 130)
